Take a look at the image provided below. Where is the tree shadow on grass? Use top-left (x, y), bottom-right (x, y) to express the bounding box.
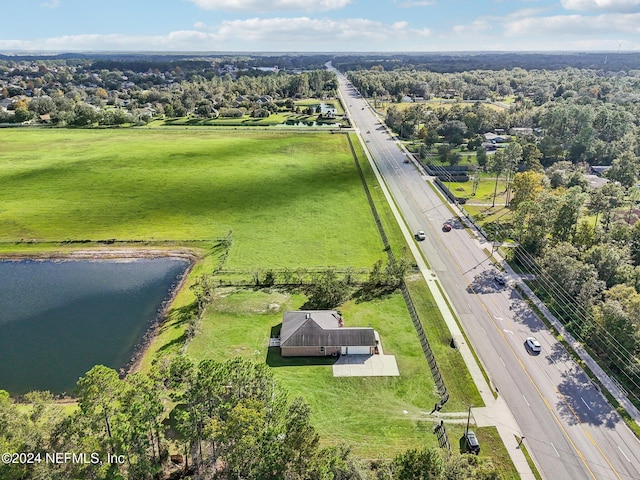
top-left (351, 284), bottom-right (398, 304)
top-left (265, 347), bottom-right (337, 368)
top-left (159, 302), bottom-right (198, 334)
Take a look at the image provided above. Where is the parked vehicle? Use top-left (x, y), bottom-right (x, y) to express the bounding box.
top-left (464, 431), bottom-right (480, 454)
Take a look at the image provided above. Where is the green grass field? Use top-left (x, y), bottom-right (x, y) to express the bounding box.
top-left (188, 287), bottom-right (440, 458)
top-left (0, 129), bottom-right (383, 269)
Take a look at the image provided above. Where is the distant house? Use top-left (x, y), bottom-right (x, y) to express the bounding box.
top-left (509, 127), bottom-right (533, 136)
top-left (591, 165), bottom-right (612, 176)
top-left (481, 142), bottom-right (497, 151)
top-left (279, 310), bottom-right (377, 357)
top-left (586, 174), bottom-right (609, 189)
top-left (483, 132), bottom-right (507, 143)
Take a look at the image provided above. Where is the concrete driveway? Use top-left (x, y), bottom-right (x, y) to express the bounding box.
top-left (332, 354), bottom-right (399, 377)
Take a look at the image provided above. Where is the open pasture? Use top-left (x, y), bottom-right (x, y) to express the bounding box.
top-left (0, 129), bottom-right (384, 269)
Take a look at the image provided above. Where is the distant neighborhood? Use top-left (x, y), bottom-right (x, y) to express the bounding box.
top-left (0, 55), bottom-right (337, 126)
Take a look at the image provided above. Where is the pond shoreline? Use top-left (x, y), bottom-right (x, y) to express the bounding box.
top-left (1, 248), bottom-right (199, 401)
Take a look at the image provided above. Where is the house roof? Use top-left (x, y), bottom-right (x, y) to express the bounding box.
top-left (280, 310), bottom-right (376, 348)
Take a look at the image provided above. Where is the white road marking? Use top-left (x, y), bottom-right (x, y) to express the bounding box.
top-left (551, 443), bottom-right (560, 457)
top-left (503, 329), bottom-right (514, 335)
top-left (481, 327), bottom-right (487, 336)
top-left (550, 358), bottom-right (562, 370)
top-left (618, 446), bottom-right (631, 463)
top-left (581, 397), bottom-right (592, 410)
top-left (499, 357), bottom-right (505, 366)
top-left (495, 316), bottom-right (503, 321)
top-left (522, 395), bottom-right (530, 407)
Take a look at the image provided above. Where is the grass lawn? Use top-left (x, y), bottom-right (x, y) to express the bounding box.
top-left (188, 287), bottom-right (440, 458)
top-left (374, 100), bottom-right (508, 115)
top-left (405, 277), bottom-right (482, 412)
top-left (447, 177), bottom-right (508, 204)
top-left (0, 129), bottom-right (384, 269)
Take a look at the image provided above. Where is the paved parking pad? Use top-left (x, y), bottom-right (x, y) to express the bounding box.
top-left (332, 354), bottom-right (400, 377)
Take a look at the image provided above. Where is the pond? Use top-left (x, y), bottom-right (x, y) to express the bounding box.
top-left (0, 257), bottom-right (190, 395)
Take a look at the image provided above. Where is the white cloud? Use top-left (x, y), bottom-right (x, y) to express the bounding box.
top-left (504, 12), bottom-right (640, 36)
top-left (214, 17), bottom-right (430, 45)
top-left (0, 17), bottom-right (431, 52)
top-left (187, 0), bottom-right (351, 11)
top-left (40, 0), bottom-right (61, 7)
top-left (392, 0), bottom-right (435, 7)
top-left (561, 0), bottom-right (640, 12)
top-left (452, 19), bottom-right (491, 34)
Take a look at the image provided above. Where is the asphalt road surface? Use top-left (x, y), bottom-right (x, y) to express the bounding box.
top-left (330, 64), bottom-right (640, 480)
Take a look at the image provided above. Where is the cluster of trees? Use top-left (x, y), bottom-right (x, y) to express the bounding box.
top-left (333, 52), bottom-right (640, 74)
top-left (350, 65), bottom-right (640, 168)
top-left (509, 175), bottom-right (640, 383)
top-left (1, 356), bottom-right (501, 480)
top-left (467, 142), bottom-right (640, 389)
top-left (0, 56), bottom-right (339, 126)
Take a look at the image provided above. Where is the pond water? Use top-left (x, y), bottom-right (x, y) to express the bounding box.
top-left (0, 258), bottom-right (189, 395)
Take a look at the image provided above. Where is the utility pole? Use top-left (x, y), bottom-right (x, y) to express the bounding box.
top-left (466, 404), bottom-right (473, 434)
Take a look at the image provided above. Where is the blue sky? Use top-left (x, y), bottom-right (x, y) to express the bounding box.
top-left (2, 0), bottom-right (640, 52)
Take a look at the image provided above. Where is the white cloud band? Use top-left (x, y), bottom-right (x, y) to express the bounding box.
top-left (188, 0), bottom-right (351, 12)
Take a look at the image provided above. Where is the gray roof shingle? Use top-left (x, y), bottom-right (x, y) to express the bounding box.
top-left (280, 311), bottom-right (376, 348)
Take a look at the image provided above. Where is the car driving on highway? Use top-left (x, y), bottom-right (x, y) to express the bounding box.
top-left (526, 336), bottom-right (542, 353)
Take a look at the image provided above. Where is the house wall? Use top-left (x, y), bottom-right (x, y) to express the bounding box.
top-left (281, 346), bottom-right (341, 357)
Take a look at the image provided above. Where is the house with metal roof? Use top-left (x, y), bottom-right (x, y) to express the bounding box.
top-left (280, 310), bottom-right (377, 357)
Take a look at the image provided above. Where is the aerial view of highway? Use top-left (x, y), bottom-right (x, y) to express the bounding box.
top-left (331, 64), bottom-right (640, 480)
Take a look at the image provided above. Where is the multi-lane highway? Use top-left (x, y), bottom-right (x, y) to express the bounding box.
top-left (330, 65), bottom-right (640, 480)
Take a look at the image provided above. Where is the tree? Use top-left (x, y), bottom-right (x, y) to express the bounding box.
top-left (599, 182), bottom-right (625, 232)
top-left (605, 151), bottom-right (640, 188)
top-left (510, 171), bottom-right (544, 209)
top-left (393, 446), bottom-right (444, 479)
top-left (521, 143), bottom-right (543, 173)
top-left (76, 365), bottom-right (124, 451)
top-left (71, 103), bottom-right (100, 126)
top-left (437, 143), bottom-right (461, 166)
top-left (552, 187), bottom-right (587, 242)
top-left (13, 107), bottom-right (33, 123)
top-left (595, 285), bottom-right (640, 361)
top-left (476, 146), bottom-right (488, 170)
top-left (306, 269), bottom-right (349, 309)
top-left (584, 244), bottom-right (631, 288)
top-left (488, 150), bottom-right (507, 207)
top-left (281, 397), bottom-right (320, 479)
